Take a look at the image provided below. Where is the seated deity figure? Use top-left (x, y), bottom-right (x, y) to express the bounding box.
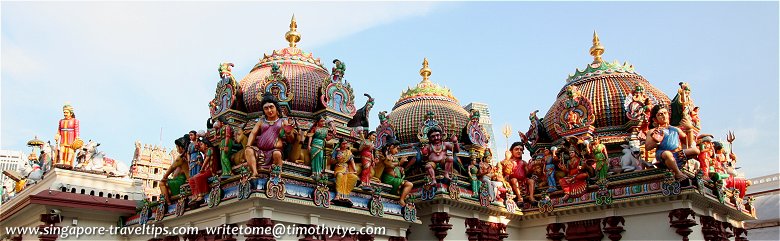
top-left (421, 127), bottom-right (458, 183)
top-left (245, 94), bottom-right (293, 177)
top-left (331, 139), bottom-right (359, 206)
top-left (645, 105), bottom-right (700, 181)
top-left (358, 131), bottom-right (378, 189)
top-left (560, 149), bottom-right (589, 201)
top-left (712, 142), bottom-right (750, 198)
top-left (477, 158), bottom-right (498, 202)
top-left (307, 116), bottom-right (331, 178)
top-left (189, 137), bottom-right (216, 204)
top-left (501, 142), bottom-right (536, 203)
top-left (160, 135), bottom-right (191, 205)
top-left (380, 136), bottom-right (413, 206)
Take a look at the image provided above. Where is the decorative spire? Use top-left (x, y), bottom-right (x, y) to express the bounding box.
top-left (590, 31), bottom-right (605, 64)
top-left (285, 14), bottom-right (301, 47)
top-left (420, 58), bottom-right (432, 82)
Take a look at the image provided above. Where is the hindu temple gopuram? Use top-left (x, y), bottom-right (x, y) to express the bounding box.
top-left (1, 16), bottom-right (758, 241)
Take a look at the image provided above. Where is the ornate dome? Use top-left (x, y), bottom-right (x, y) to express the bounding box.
top-left (238, 16), bottom-right (330, 114)
top-left (541, 32), bottom-right (671, 141)
top-left (388, 58), bottom-right (470, 144)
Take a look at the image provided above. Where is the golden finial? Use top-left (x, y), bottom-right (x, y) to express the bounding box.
top-left (590, 30), bottom-right (605, 64)
top-left (285, 14), bottom-right (301, 47)
top-left (420, 58), bottom-right (432, 82)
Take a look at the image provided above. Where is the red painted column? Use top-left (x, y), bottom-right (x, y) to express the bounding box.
top-left (669, 208), bottom-right (698, 241)
top-left (38, 214), bottom-right (61, 241)
top-left (464, 218), bottom-right (482, 241)
top-left (429, 212), bottom-right (453, 241)
top-left (245, 218), bottom-right (276, 241)
top-left (602, 216), bottom-right (625, 241)
top-left (545, 223), bottom-right (565, 241)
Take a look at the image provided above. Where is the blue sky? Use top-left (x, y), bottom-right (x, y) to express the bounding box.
top-left (2, 2), bottom-right (778, 178)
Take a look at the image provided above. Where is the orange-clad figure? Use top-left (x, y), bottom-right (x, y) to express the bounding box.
top-left (55, 104), bottom-right (80, 168)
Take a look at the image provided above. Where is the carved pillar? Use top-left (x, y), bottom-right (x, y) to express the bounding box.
top-left (565, 219), bottom-right (604, 241)
top-left (11, 234), bottom-right (22, 241)
top-left (484, 222), bottom-right (500, 241)
top-left (497, 223), bottom-right (509, 241)
top-left (429, 212), bottom-right (453, 241)
top-left (388, 236), bottom-right (407, 241)
top-left (700, 216), bottom-right (720, 241)
top-left (602, 216), bottom-right (625, 241)
top-left (148, 238), bottom-right (163, 241)
top-left (545, 223), bottom-right (565, 241)
top-left (465, 218), bottom-right (482, 241)
top-left (720, 221), bottom-right (734, 241)
top-left (215, 224), bottom-right (237, 241)
top-left (297, 224), bottom-right (318, 241)
top-left (38, 214), bottom-right (61, 241)
top-left (163, 236), bottom-right (180, 241)
top-left (245, 218), bottom-right (275, 241)
top-left (356, 233), bottom-right (374, 241)
top-left (734, 227), bottom-right (749, 241)
top-left (668, 208), bottom-right (698, 241)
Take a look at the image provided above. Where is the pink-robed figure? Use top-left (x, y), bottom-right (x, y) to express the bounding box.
top-left (245, 94), bottom-right (293, 177)
top-left (55, 104), bottom-right (80, 167)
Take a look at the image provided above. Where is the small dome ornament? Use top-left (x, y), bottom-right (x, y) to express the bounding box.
top-left (590, 31), bottom-right (605, 64)
top-left (285, 14), bottom-right (301, 47)
top-left (420, 58), bottom-right (432, 82)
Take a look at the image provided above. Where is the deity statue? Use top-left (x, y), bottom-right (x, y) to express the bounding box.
top-left (187, 131), bottom-right (201, 178)
top-left (245, 94), bottom-right (294, 177)
top-left (477, 157), bottom-right (498, 202)
top-left (189, 137), bottom-right (216, 204)
top-left (308, 116), bottom-right (331, 178)
top-left (55, 104), bottom-right (81, 168)
top-left (160, 136), bottom-right (191, 205)
top-left (645, 105), bottom-right (700, 182)
top-left (357, 131), bottom-right (378, 189)
top-left (566, 109), bottom-right (581, 129)
top-left (380, 136), bottom-right (413, 206)
top-left (467, 155), bottom-right (481, 198)
top-left (559, 148), bottom-right (589, 201)
top-left (711, 143), bottom-right (750, 199)
top-left (218, 120), bottom-right (236, 179)
top-left (332, 59), bottom-right (346, 82)
top-left (696, 134), bottom-right (715, 179)
top-left (331, 139), bottom-right (358, 206)
top-left (500, 142), bottom-right (536, 203)
top-left (590, 137), bottom-right (609, 180)
top-left (543, 148), bottom-right (559, 192)
top-left (638, 98), bottom-right (654, 139)
top-left (421, 127), bottom-right (459, 183)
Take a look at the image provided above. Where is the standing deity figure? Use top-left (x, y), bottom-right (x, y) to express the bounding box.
top-left (677, 82), bottom-right (692, 108)
top-left (380, 136), bottom-right (413, 205)
top-left (187, 131), bottom-right (201, 178)
top-left (358, 131), bottom-right (378, 188)
top-left (501, 142), bottom-right (536, 203)
top-left (308, 116), bottom-right (331, 178)
top-left (218, 121), bottom-right (236, 179)
top-left (645, 105), bottom-right (700, 181)
top-left (421, 127), bottom-right (459, 183)
top-left (590, 137), bottom-right (609, 180)
top-left (160, 136), bottom-right (191, 205)
top-left (331, 139), bottom-right (358, 206)
top-left (55, 104), bottom-right (80, 168)
top-left (696, 134), bottom-right (715, 179)
top-left (543, 148), bottom-right (559, 191)
top-left (467, 155), bottom-right (482, 198)
top-left (245, 94), bottom-right (293, 177)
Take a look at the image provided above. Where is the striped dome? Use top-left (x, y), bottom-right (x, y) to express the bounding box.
top-left (238, 46), bottom-right (329, 113)
top-left (387, 59), bottom-right (470, 144)
top-left (542, 62), bottom-right (670, 140)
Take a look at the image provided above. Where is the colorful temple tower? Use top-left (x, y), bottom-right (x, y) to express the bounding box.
top-left (129, 141), bottom-right (175, 202)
